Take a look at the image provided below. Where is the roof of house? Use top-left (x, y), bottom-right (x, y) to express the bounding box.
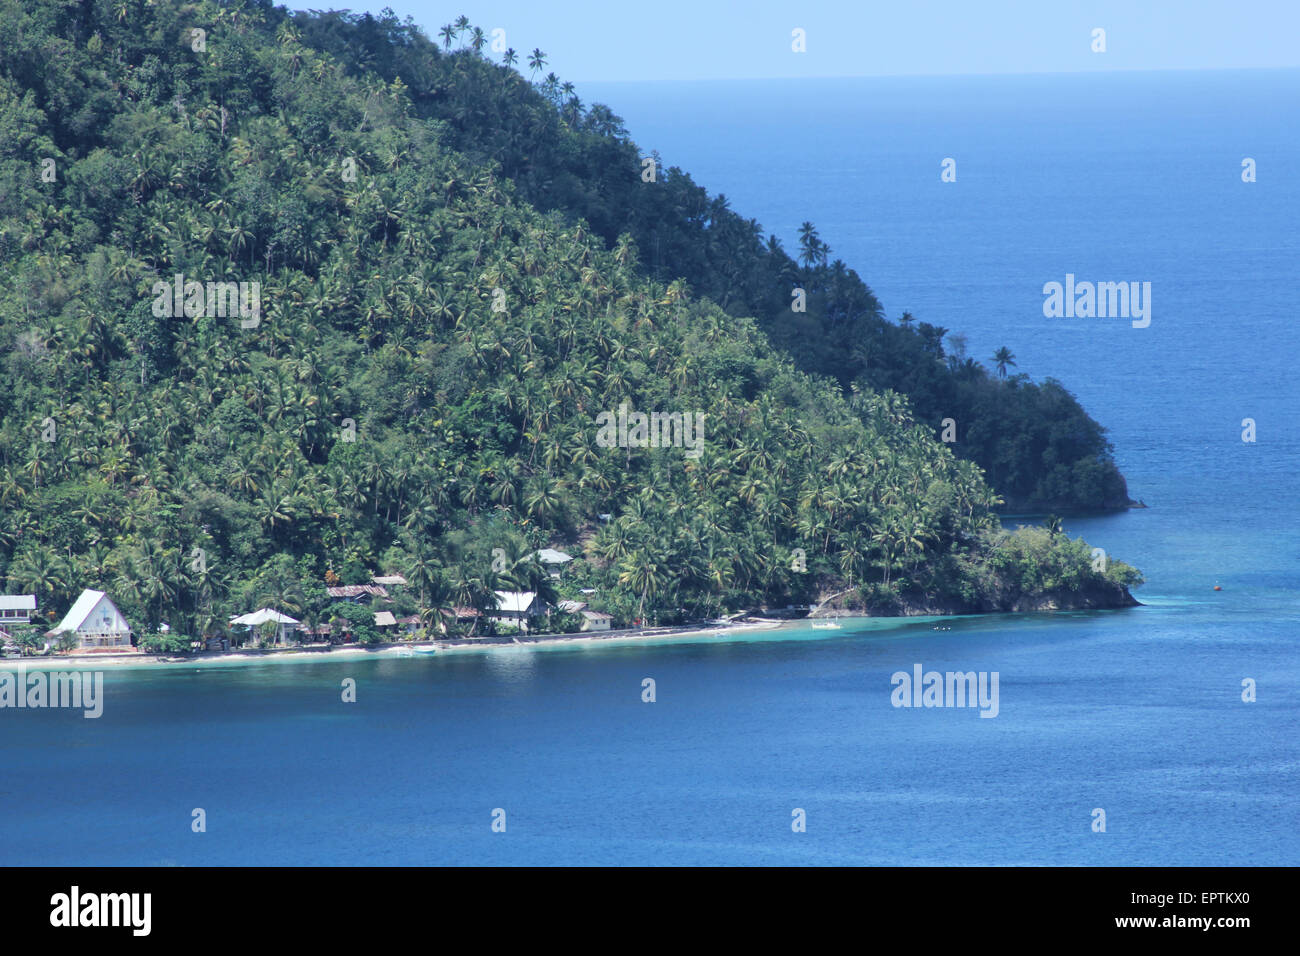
top-left (371, 574), bottom-right (408, 586)
top-left (582, 610), bottom-right (613, 621)
top-left (439, 606), bottom-right (481, 619)
top-left (535, 548), bottom-right (573, 564)
top-left (373, 611), bottom-right (398, 627)
top-left (230, 608), bottom-right (300, 626)
top-left (0, 595), bottom-right (36, 611)
top-left (556, 600), bottom-right (588, 613)
top-left (327, 584), bottom-right (389, 599)
top-left (493, 590), bottom-right (537, 613)
top-left (395, 615), bottom-right (421, 625)
top-left (53, 590), bottom-right (110, 633)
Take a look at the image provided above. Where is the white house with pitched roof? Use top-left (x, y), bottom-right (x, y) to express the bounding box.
top-left (489, 590), bottom-right (547, 632)
top-left (50, 590), bottom-right (132, 649)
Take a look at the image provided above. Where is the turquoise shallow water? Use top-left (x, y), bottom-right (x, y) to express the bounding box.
top-left (2, 70), bottom-right (1297, 865)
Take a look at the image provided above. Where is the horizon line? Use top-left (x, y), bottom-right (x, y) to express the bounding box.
top-left (573, 64), bottom-right (1300, 85)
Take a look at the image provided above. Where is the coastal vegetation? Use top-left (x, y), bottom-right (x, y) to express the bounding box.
top-left (296, 8), bottom-right (1134, 513)
top-left (0, 0), bottom-right (1140, 642)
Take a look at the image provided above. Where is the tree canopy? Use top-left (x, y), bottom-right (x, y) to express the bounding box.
top-left (0, 0), bottom-right (1139, 638)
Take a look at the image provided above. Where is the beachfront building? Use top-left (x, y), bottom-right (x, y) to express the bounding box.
top-left (50, 589), bottom-right (133, 649)
top-left (229, 608), bottom-right (300, 645)
top-left (535, 548), bottom-right (573, 579)
top-left (296, 623), bottom-right (335, 643)
top-left (326, 584), bottom-right (389, 603)
top-left (0, 594), bottom-right (36, 625)
top-left (489, 591), bottom-right (547, 633)
top-left (554, 600), bottom-right (610, 631)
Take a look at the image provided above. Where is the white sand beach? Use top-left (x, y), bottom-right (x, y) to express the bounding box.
top-left (2, 619), bottom-right (792, 671)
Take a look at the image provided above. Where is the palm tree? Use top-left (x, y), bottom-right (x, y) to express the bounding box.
top-left (838, 532), bottom-right (868, 593)
top-left (257, 482), bottom-right (294, 533)
top-left (992, 347), bottom-right (1017, 379)
top-left (136, 540), bottom-right (179, 628)
top-left (871, 524), bottom-right (901, 586)
top-left (618, 546), bottom-right (665, 624)
top-left (523, 474), bottom-right (566, 524)
top-left (449, 566), bottom-right (491, 636)
top-left (406, 546), bottom-right (440, 609)
top-left (527, 48), bottom-right (547, 79)
top-left (797, 221), bottom-right (827, 271)
top-left (8, 550), bottom-right (67, 609)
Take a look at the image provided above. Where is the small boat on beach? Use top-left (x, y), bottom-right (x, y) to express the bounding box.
top-left (413, 645), bottom-right (438, 655)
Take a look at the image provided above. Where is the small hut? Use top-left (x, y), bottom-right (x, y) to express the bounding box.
top-left (229, 608), bottom-right (300, 646)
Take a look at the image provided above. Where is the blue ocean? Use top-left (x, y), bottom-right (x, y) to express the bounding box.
top-left (2, 70), bottom-right (1297, 865)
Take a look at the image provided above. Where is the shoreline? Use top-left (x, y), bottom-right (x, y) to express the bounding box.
top-left (0, 603), bottom-right (1145, 672)
top-left (0, 619), bottom-right (790, 670)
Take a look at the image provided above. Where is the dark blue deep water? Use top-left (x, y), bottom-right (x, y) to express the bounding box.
top-left (3, 71), bottom-right (1297, 865)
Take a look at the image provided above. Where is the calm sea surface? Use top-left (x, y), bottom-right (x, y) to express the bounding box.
top-left (2, 71), bottom-right (1297, 865)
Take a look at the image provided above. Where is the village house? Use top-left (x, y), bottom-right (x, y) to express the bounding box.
top-left (296, 622), bottom-right (337, 643)
top-left (535, 549), bottom-right (573, 579)
top-left (326, 584), bottom-right (389, 603)
top-left (555, 600), bottom-right (611, 631)
top-left (229, 608), bottom-right (300, 646)
top-left (439, 607), bottom-right (480, 633)
top-left (395, 614), bottom-right (424, 636)
top-left (49, 590), bottom-right (133, 650)
top-left (489, 591), bottom-right (547, 633)
top-left (0, 594), bottom-right (36, 625)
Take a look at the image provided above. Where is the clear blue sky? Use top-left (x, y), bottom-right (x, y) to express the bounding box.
top-left (291, 0), bottom-right (1300, 82)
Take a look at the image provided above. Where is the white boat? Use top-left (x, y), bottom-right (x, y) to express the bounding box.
top-left (810, 619), bottom-right (841, 630)
top-left (413, 644), bottom-right (438, 655)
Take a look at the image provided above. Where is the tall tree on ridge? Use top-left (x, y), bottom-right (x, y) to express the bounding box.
top-left (528, 48), bottom-right (547, 79)
top-left (992, 347), bottom-right (1017, 379)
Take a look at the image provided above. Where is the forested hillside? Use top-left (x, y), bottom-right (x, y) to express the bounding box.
top-left (294, 7), bottom-right (1134, 512)
top-left (0, 0), bottom-right (1139, 640)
